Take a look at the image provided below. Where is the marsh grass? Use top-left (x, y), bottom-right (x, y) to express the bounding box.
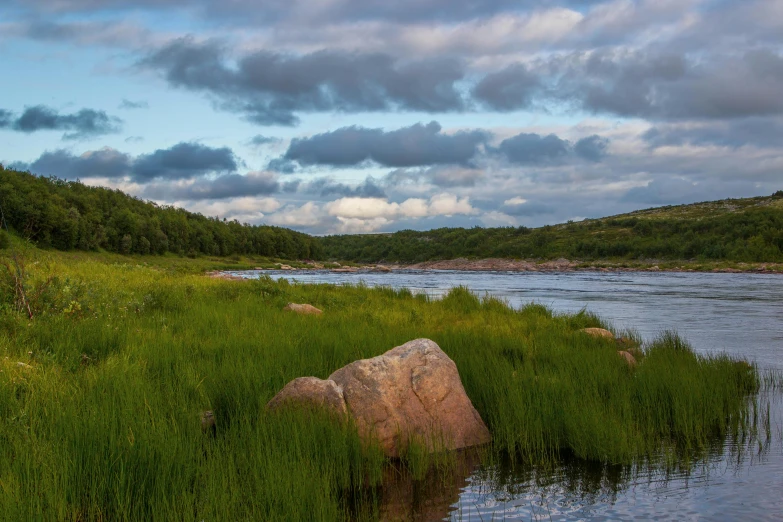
top-left (0, 249), bottom-right (763, 520)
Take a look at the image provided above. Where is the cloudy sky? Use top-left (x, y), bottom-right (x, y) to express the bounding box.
top-left (2, 0), bottom-right (782, 234)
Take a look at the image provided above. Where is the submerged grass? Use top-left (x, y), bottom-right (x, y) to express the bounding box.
top-left (0, 249), bottom-right (762, 520)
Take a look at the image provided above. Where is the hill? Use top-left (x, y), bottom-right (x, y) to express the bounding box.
top-left (0, 167), bottom-right (320, 259)
top-left (319, 192), bottom-right (783, 264)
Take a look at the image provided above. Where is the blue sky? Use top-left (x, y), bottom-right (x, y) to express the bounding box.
top-left (1, 0), bottom-right (782, 234)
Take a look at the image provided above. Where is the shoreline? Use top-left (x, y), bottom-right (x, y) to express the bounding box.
top-left (211, 258), bottom-right (783, 277)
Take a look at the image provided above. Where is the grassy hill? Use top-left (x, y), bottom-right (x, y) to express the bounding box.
top-left (320, 192), bottom-right (783, 264)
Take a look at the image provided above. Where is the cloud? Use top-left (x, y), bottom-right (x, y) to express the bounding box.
top-left (277, 121), bottom-right (488, 168)
top-left (478, 48), bottom-right (783, 120)
top-left (574, 134), bottom-right (609, 161)
top-left (472, 63), bottom-right (541, 111)
top-left (1, 105), bottom-right (122, 139)
top-left (501, 198), bottom-right (556, 216)
top-left (138, 38), bottom-right (465, 125)
top-left (119, 99), bottom-right (149, 109)
top-left (643, 118), bottom-right (783, 149)
top-left (495, 131), bottom-right (610, 164)
top-left (24, 148), bottom-right (132, 179)
top-left (325, 193), bottom-right (476, 220)
top-left (247, 134), bottom-right (281, 147)
top-left (142, 171), bottom-right (279, 200)
top-left (176, 196), bottom-right (282, 224)
top-left (497, 133), bottom-right (571, 164)
top-left (299, 177), bottom-right (387, 198)
top-left (132, 142), bottom-right (237, 181)
top-left (0, 109), bottom-right (13, 128)
top-left (265, 202), bottom-right (324, 227)
top-left (17, 142), bottom-right (240, 183)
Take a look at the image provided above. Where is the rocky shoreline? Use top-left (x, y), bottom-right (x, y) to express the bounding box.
top-left (207, 258), bottom-right (783, 279)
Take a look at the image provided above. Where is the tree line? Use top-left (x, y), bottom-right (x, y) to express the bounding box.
top-left (320, 196), bottom-right (783, 263)
top-left (3, 166), bottom-right (782, 264)
top-left (0, 167), bottom-right (321, 259)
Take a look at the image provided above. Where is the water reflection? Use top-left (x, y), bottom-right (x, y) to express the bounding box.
top-left (349, 391), bottom-right (783, 521)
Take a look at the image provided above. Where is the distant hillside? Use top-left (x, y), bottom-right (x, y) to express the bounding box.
top-left (320, 192), bottom-right (783, 263)
top-left (0, 167), bottom-right (321, 259)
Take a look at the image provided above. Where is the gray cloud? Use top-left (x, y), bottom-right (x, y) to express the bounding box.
top-left (472, 64), bottom-right (540, 111)
top-left (0, 109), bottom-right (13, 128)
top-left (139, 38), bottom-right (465, 125)
top-left (480, 49), bottom-right (783, 121)
top-left (16, 142), bottom-right (239, 182)
top-left (495, 132), bottom-right (610, 164)
top-left (8, 0), bottom-right (605, 25)
top-left (497, 133), bottom-right (571, 164)
top-left (574, 135), bottom-right (609, 161)
top-left (300, 176), bottom-right (387, 198)
top-left (384, 166), bottom-right (484, 188)
top-left (132, 142), bottom-right (237, 181)
top-left (277, 121), bottom-right (487, 168)
top-left (23, 148), bottom-right (132, 180)
top-left (142, 171), bottom-right (279, 200)
top-left (501, 200), bottom-right (556, 216)
top-left (1, 105), bottom-right (123, 139)
top-left (643, 118), bottom-right (783, 149)
top-left (248, 134), bottom-right (281, 147)
top-left (119, 99), bottom-right (149, 109)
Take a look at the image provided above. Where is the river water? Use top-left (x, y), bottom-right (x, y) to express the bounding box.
top-left (230, 269), bottom-right (783, 520)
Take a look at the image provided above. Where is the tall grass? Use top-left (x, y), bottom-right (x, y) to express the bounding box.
top-left (0, 250), bottom-right (762, 520)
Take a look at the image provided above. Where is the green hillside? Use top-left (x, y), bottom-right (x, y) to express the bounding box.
top-left (320, 192), bottom-right (783, 263)
top-left (0, 167), bottom-right (320, 259)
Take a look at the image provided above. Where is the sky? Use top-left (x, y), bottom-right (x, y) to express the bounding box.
top-left (1, 0), bottom-right (782, 235)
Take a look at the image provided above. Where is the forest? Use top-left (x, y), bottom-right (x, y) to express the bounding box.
top-left (2, 166), bottom-right (782, 264)
top-left (320, 195), bottom-right (783, 263)
top-left (0, 167), bottom-right (321, 259)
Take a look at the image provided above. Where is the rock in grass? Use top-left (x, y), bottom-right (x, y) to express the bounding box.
top-left (266, 339), bottom-right (491, 458)
top-left (201, 410), bottom-right (216, 435)
top-left (617, 350), bottom-right (637, 366)
top-left (580, 327), bottom-right (614, 339)
top-left (267, 377), bottom-right (347, 416)
top-left (283, 303), bottom-right (323, 315)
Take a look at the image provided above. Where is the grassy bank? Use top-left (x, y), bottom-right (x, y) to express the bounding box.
top-left (0, 248), bottom-right (761, 520)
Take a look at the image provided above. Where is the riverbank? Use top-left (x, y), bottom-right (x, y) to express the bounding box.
top-left (0, 248), bottom-right (766, 520)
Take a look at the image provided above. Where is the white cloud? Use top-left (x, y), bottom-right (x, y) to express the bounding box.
top-left (324, 197), bottom-right (399, 219)
top-left (325, 194), bottom-right (476, 221)
top-left (504, 196), bottom-right (528, 205)
top-left (266, 202), bottom-right (323, 227)
top-left (480, 211), bottom-right (518, 227)
top-left (428, 193), bottom-right (475, 216)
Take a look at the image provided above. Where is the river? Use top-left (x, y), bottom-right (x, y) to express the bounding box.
top-left (229, 268), bottom-right (783, 521)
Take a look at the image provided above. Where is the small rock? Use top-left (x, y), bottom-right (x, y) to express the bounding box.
top-left (617, 350), bottom-right (637, 366)
top-left (201, 411), bottom-right (216, 434)
top-left (283, 303), bottom-right (323, 315)
top-left (580, 327), bottom-right (615, 339)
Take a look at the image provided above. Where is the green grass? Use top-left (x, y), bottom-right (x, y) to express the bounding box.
top-left (0, 248), bottom-right (762, 520)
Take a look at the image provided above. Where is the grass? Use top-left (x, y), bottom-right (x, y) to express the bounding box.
top-left (0, 247), bottom-right (763, 520)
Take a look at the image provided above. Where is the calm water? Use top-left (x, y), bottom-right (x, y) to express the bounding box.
top-left (230, 269), bottom-right (783, 520)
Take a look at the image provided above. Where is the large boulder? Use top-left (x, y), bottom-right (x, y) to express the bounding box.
top-left (266, 339), bottom-right (491, 457)
top-left (283, 303), bottom-right (323, 315)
